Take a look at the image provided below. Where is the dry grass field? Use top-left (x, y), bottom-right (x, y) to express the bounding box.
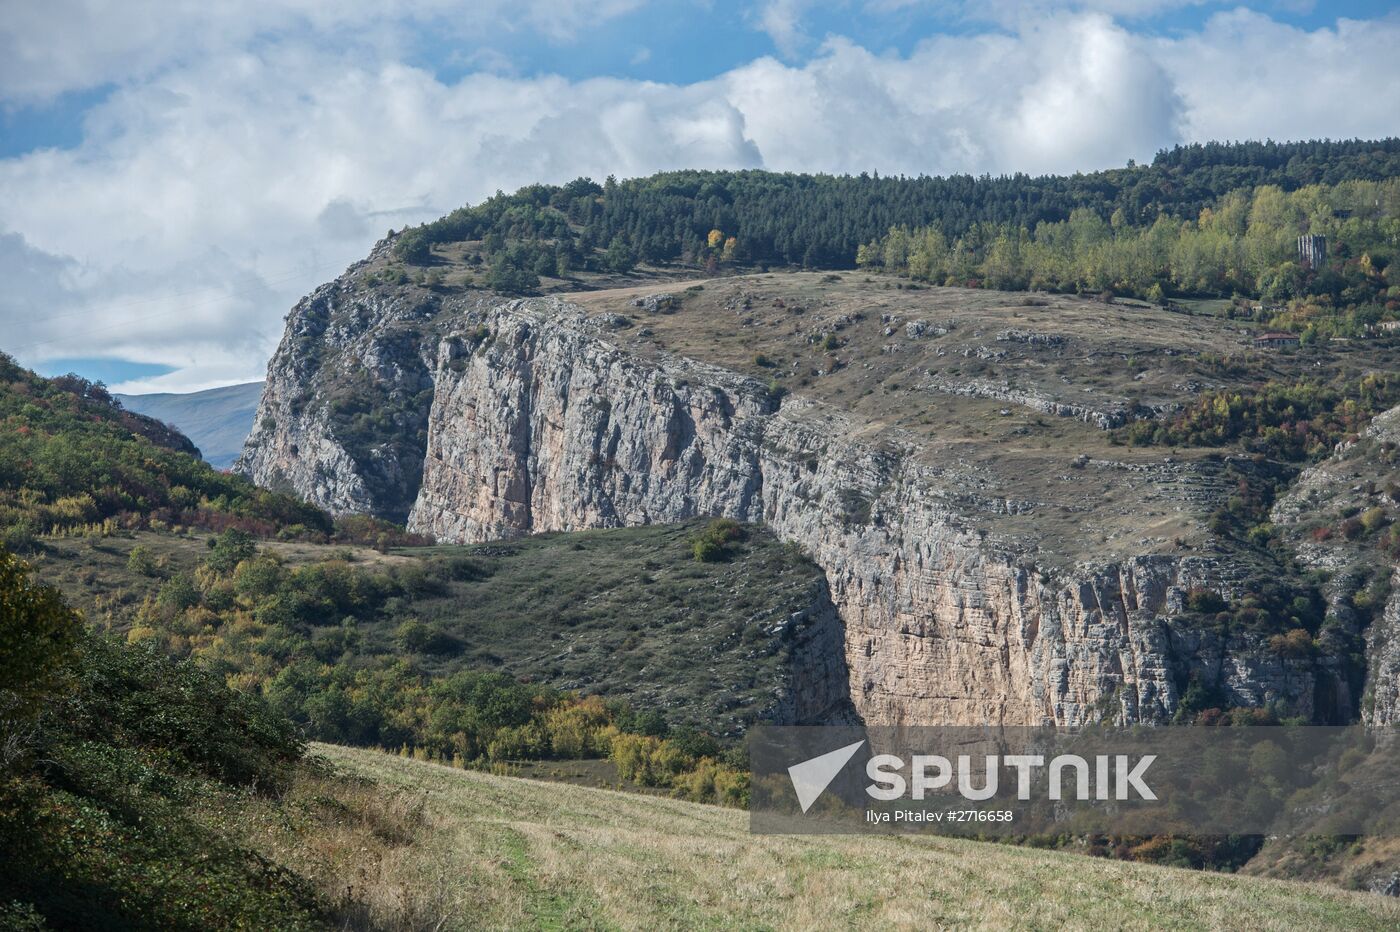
top-left (562, 272), bottom-right (1389, 567)
top-left (296, 744), bottom-right (1400, 930)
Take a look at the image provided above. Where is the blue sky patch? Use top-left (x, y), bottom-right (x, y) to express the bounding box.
top-left (35, 358), bottom-right (176, 386)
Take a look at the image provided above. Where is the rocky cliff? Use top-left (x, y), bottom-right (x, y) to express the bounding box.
top-left (1272, 403), bottom-right (1400, 725)
top-left (240, 268), bottom-right (1383, 727)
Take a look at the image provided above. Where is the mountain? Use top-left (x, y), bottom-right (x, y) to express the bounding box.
top-left (237, 190), bottom-right (1400, 732)
top-left (116, 381), bottom-right (263, 469)
top-left (238, 145), bottom-right (1400, 732)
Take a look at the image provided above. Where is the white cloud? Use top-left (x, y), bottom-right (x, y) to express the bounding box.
top-left (0, 1), bottom-right (647, 102)
top-left (1, 7), bottom-right (1397, 391)
top-left (0, 47), bottom-right (762, 389)
top-left (864, 1), bottom-right (1313, 26)
top-left (725, 14), bottom-right (1180, 177)
top-left (1162, 9), bottom-right (1400, 143)
top-left (752, 0), bottom-right (818, 58)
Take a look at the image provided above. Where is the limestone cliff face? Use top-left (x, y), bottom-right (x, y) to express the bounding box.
top-left (237, 243), bottom-right (438, 522)
top-left (393, 298), bottom-right (1314, 726)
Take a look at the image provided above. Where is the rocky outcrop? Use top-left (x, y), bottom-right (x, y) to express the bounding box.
top-left (237, 246), bottom-right (440, 522)
top-left (1365, 569), bottom-right (1400, 726)
top-left (919, 373), bottom-right (1131, 429)
top-left (243, 283), bottom-right (1332, 728)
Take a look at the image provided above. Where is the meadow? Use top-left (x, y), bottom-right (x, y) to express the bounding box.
top-left (305, 744), bottom-right (1400, 931)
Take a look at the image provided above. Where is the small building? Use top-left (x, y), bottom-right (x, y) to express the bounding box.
top-left (1298, 234), bottom-right (1327, 268)
top-left (1254, 331), bottom-right (1300, 349)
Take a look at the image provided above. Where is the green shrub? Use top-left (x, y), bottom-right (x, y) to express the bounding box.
top-left (0, 549), bottom-right (82, 747)
top-left (156, 574), bottom-right (201, 613)
top-left (1185, 588), bottom-right (1228, 614)
top-left (0, 522), bottom-right (38, 555)
top-left (690, 518), bottom-right (745, 562)
top-left (205, 528), bottom-right (257, 573)
top-left (126, 545), bottom-right (161, 577)
top-left (1360, 506), bottom-right (1389, 533)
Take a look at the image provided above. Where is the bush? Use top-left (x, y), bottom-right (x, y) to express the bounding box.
top-left (0, 522), bottom-right (39, 555)
top-left (1185, 588), bottom-right (1227, 614)
top-left (126, 545), bottom-right (161, 577)
top-left (1269, 628), bottom-right (1316, 658)
top-left (690, 518), bottom-right (745, 563)
top-left (395, 620), bottom-right (461, 655)
top-left (0, 549), bottom-right (82, 756)
top-left (0, 625), bottom-right (314, 928)
top-left (205, 528), bottom-right (257, 573)
top-left (1360, 506), bottom-right (1389, 534)
top-left (156, 574), bottom-right (201, 613)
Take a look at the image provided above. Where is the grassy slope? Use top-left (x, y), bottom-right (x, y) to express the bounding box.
top-left (314, 744), bottom-right (1400, 931)
top-left (34, 519), bottom-right (836, 734)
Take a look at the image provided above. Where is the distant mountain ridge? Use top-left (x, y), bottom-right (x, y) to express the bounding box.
top-left (117, 381), bottom-right (262, 469)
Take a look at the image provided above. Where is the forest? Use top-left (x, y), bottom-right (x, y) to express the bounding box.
top-left (389, 138), bottom-right (1400, 295)
top-left (858, 178), bottom-right (1400, 337)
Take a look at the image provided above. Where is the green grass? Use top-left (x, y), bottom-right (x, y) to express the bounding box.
top-left (1170, 297), bottom-right (1235, 318)
top-left (313, 744), bottom-right (1400, 931)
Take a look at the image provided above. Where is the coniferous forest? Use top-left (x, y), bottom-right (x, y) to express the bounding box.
top-left (393, 138), bottom-right (1400, 277)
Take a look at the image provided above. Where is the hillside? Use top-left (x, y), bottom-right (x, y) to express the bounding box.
top-left (33, 519), bottom-right (849, 737)
top-left (0, 353), bottom-right (330, 553)
top-left (309, 743), bottom-right (1400, 929)
top-left (0, 549), bottom-right (329, 928)
top-left (116, 381), bottom-right (262, 469)
top-left (0, 356), bottom-right (832, 800)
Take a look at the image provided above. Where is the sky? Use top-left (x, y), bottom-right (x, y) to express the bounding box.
top-left (2, 1), bottom-right (1398, 393)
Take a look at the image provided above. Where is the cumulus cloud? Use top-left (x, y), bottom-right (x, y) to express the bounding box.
top-left (0, 47), bottom-right (763, 389)
top-left (1162, 9), bottom-right (1400, 143)
top-left (866, 0), bottom-right (1314, 26)
top-left (726, 15), bottom-right (1180, 177)
top-left (0, 0), bottom-right (647, 102)
top-left (1, 6), bottom-right (1397, 390)
top-left (752, 0), bottom-right (818, 58)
